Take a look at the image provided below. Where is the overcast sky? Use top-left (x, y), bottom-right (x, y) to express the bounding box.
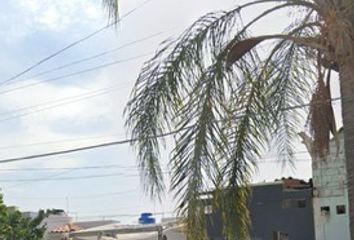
top-left (0, 0), bottom-right (343, 223)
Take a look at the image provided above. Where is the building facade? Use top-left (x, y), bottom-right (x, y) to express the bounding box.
top-left (206, 130), bottom-right (352, 240)
top-left (302, 130), bottom-right (350, 240)
top-left (206, 179), bottom-right (315, 240)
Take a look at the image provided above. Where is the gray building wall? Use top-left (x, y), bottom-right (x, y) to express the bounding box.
top-left (206, 181), bottom-right (315, 240)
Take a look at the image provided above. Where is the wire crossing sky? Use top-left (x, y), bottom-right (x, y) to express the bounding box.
top-left (0, 96), bottom-right (342, 164)
top-left (1, 0), bottom-right (154, 85)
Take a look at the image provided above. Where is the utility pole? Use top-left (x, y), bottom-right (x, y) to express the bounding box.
top-left (66, 196), bottom-right (69, 213)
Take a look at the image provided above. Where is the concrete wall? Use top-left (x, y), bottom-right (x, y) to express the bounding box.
top-left (312, 130), bottom-right (350, 240)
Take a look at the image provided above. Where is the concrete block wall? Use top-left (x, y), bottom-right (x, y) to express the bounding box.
top-left (312, 130), bottom-right (350, 240)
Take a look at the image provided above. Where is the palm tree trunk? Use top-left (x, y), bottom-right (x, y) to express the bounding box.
top-left (339, 53), bottom-right (354, 239)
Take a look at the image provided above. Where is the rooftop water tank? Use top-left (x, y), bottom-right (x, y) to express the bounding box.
top-left (139, 212), bottom-right (156, 224)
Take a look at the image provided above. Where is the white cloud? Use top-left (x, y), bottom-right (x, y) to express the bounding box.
top-left (20, 0), bottom-right (104, 31)
top-left (0, 2), bottom-right (97, 44)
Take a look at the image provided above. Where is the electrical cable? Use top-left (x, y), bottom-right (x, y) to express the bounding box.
top-left (0, 171), bottom-right (170, 182)
top-left (9, 31), bottom-right (165, 86)
top-left (1, 0), bottom-right (154, 85)
top-left (0, 156), bottom-right (312, 172)
top-left (72, 211), bottom-right (173, 219)
top-left (4, 189), bottom-right (138, 200)
top-left (0, 164), bottom-right (138, 171)
top-left (0, 128), bottom-right (181, 164)
top-left (0, 97), bottom-right (343, 165)
top-left (0, 52), bottom-right (152, 95)
top-left (0, 86), bottom-right (124, 123)
top-left (0, 87), bottom-right (118, 117)
top-left (0, 94), bottom-right (341, 164)
top-left (0, 132), bottom-right (126, 151)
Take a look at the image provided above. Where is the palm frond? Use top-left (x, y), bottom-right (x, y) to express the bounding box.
top-left (125, 5), bottom-right (251, 201)
top-left (258, 10), bottom-right (319, 165)
top-left (224, 2), bottom-right (322, 67)
top-left (267, 42), bottom-right (315, 165)
top-left (102, 0), bottom-right (119, 23)
top-left (219, 68), bottom-right (270, 239)
top-left (125, 1), bottom-right (321, 239)
top-left (170, 59), bottom-right (239, 239)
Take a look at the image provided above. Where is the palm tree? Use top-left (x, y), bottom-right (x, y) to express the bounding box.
top-left (103, 0), bottom-right (354, 239)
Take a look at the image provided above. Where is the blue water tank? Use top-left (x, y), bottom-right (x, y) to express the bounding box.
top-left (139, 212), bottom-right (156, 224)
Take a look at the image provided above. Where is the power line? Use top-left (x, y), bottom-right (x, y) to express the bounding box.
top-left (2, 0), bottom-right (153, 85)
top-left (72, 211), bottom-right (174, 220)
top-left (0, 89), bottom-right (116, 122)
top-left (0, 164), bottom-right (138, 172)
top-left (5, 189), bottom-right (138, 200)
top-left (10, 31), bottom-right (165, 86)
top-left (0, 30), bottom-right (178, 121)
top-left (0, 87), bottom-right (117, 117)
top-left (0, 129), bottom-right (181, 165)
top-left (6, 162), bottom-right (312, 183)
top-left (0, 154), bottom-right (315, 190)
top-left (4, 168), bottom-right (83, 189)
top-left (0, 97), bottom-right (342, 165)
top-left (70, 189), bottom-right (139, 199)
top-left (7, 170), bottom-right (343, 201)
top-left (0, 156), bottom-right (312, 172)
top-left (67, 205), bottom-right (141, 214)
top-left (0, 130), bottom-right (309, 153)
top-left (0, 53), bottom-right (152, 95)
top-left (0, 173), bottom-right (128, 182)
top-left (258, 157), bottom-right (311, 163)
top-left (0, 85), bottom-right (125, 123)
top-left (0, 32), bottom-right (169, 118)
top-left (283, 97), bottom-right (341, 111)
top-left (0, 158), bottom-right (309, 172)
top-left (0, 133), bottom-right (126, 151)
top-left (0, 171), bottom-right (170, 183)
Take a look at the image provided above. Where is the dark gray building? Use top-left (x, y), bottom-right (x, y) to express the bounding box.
top-left (205, 178), bottom-right (314, 240)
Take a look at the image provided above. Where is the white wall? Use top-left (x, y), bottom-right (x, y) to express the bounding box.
top-left (312, 131), bottom-right (350, 240)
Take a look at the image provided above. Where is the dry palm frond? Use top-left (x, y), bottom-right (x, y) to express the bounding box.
top-left (226, 37), bottom-right (266, 67)
top-left (226, 35), bottom-right (326, 68)
top-left (308, 68), bottom-right (337, 158)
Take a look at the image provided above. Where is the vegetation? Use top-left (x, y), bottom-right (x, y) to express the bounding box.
top-left (103, 0), bottom-right (354, 239)
top-left (0, 194), bottom-right (47, 240)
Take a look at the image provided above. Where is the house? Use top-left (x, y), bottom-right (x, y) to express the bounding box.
top-left (24, 209), bottom-right (121, 240)
top-left (69, 216), bottom-right (186, 240)
top-left (49, 223), bottom-right (82, 240)
top-left (205, 129), bottom-right (351, 240)
top-left (48, 220), bottom-right (121, 240)
top-left (205, 178), bottom-right (315, 240)
top-left (301, 129), bottom-right (350, 240)
top-left (23, 209), bottom-right (73, 240)
top-left (43, 209), bottom-right (73, 235)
